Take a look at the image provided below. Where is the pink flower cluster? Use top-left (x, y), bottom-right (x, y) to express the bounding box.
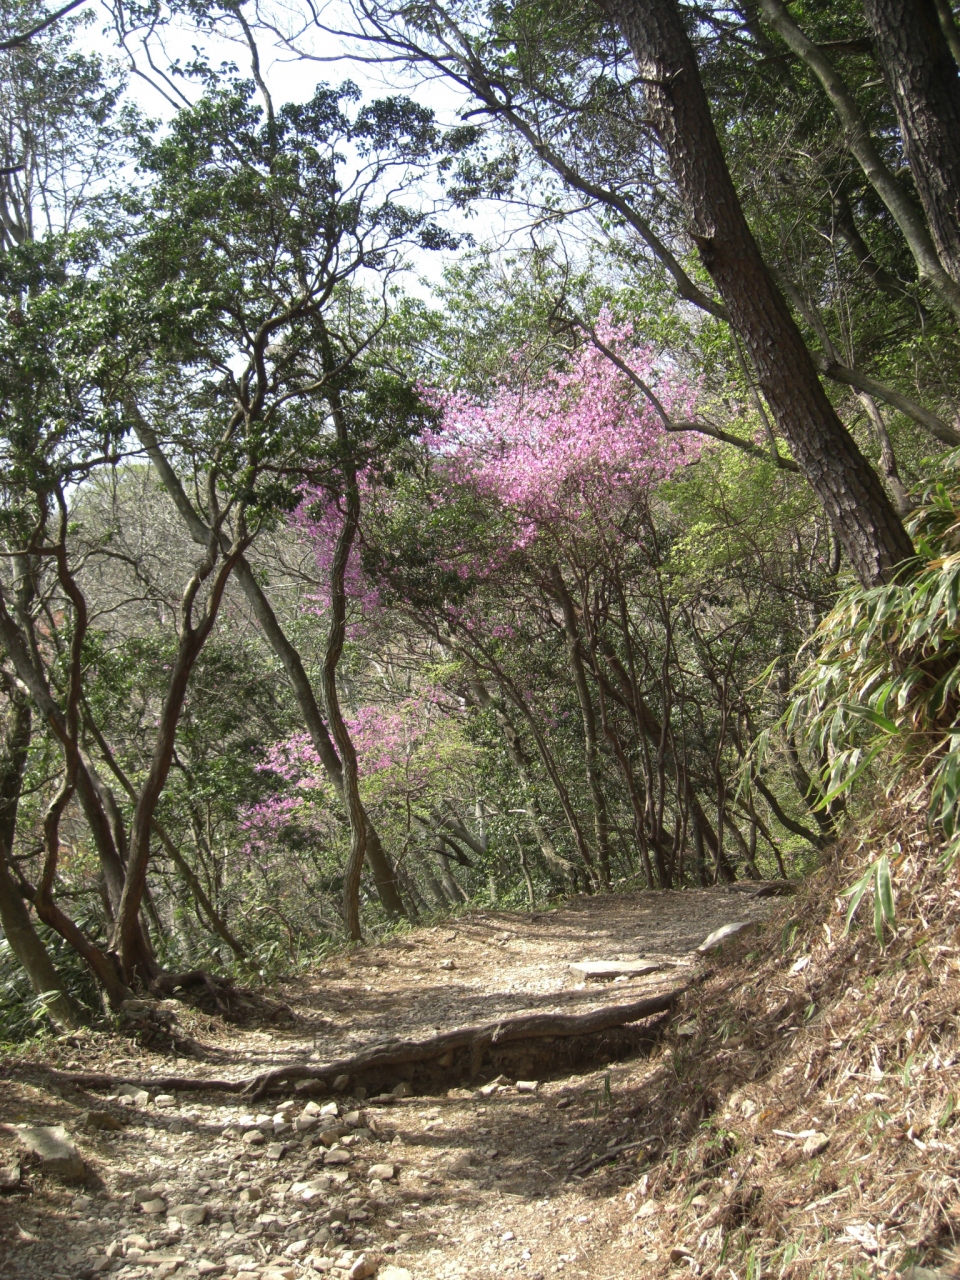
top-left (427, 317), bottom-right (696, 530)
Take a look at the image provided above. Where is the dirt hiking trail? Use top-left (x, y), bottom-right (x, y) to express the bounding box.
top-left (0, 887), bottom-right (778, 1280)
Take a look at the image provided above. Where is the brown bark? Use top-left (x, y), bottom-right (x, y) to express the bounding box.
top-left (319, 364), bottom-right (367, 943)
top-left (232, 557), bottom-right (407, 919)
top-left (26, 985), bottom-right (682, 1099)
top-left (112, 533), bottom-right (243, 979)
top-left (601, 0), bottom-right (915, 587)
top-left (863, 0), bottom-right (960, 286)
top-left (0, 688), bottom-right (82, 1028)
top-left (549, 566), bottom-right (613, 887)
top-left (758, 0), bottom-right (960, 319)
top-left (934, 0), bottom-right (960, 68)
top-left (467, 677), bottom-right (571, 878)
top-left (133, 416), bottom-right (408, 920)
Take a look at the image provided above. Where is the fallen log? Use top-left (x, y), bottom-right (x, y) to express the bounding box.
top-left (2, 988), bottom-right (683, 1101)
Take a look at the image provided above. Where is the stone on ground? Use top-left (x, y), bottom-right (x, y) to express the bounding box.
top-left (696, 920), bottom-right (758, 952)
top-left (17, 1125), bottom-right (86, 1181)
top-left (84, 1109), bottom-right (124, 1131)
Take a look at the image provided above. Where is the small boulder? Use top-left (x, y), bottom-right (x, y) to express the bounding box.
top-left (324, 1149), bottom-right (352, 1165)
top-left (349, 1254), bottom-right (380, 1279)
top-left (332, 1074), bottom-right (351, 1093)
top-left (391, 1082), bottom-right (413, 1100)
top-left (242, 1129), bottom-right (266, 1146)
top-left (802, 1132), bottom-right (830, 1159)
top-left (17, 1125), bottom-right (85, 1181)
top-left (379, 1268), bottom-right (412, 1280)
top-left (515, 1081), bottom-right (539, 1094)
top-left (172, 1203), bottom-right (208, 1227)
top-left (117, 1084), bottom-right (150, 1106)
top-left (153, 1094), bottom-right (176, 1108)
top-left (367, 1163), bottom-right (396, 1182)
top-left (0, 1160), bottom-right (21, 1190)
top-left (140, 1198), bottom-right (167, 1216)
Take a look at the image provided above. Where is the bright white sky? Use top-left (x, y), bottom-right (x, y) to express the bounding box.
top-left (72, 0), bottom-right (544, 298)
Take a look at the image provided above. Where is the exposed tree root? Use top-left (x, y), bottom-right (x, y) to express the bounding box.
top-left (8, 987), bottom-right (683, 1101)
top-left (142, 970), bottom-right (294, 1024)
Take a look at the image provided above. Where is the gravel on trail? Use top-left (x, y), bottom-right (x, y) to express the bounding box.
top-left (0, 886), bottom-right (777, 1280)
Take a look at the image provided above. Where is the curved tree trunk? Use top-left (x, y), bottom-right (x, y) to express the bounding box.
top-left (131, 417), bottom-right (407, 922)
top-left (112, 536), bottom-right (242, 981)
top-left (0, 689), bottom-right (82, 1028)
top-left (603, 0), bottom-right (916, 586)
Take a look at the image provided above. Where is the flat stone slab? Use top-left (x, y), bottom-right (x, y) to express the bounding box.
top-left (696, 921), bottom-right (759, 953)
top-left (569, 959), bottom-right (664, 980)
top-left (17, 1125), bottom-right (85, 1181)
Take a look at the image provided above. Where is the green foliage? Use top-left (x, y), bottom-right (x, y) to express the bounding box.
top-left (840, 853), bottom-right (896, 944)
top-left (792, 449), bottom-right (960, 860)
top-left (0, 923), bottom-right (98, 1043)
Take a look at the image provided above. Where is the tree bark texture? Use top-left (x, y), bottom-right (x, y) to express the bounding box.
top-left (321, 486), bottom-right (367, 943)
top-left (758, 0), bottom-right (960, 319)
top-left (112, 541), bottom-right (240, 980)
top-left (862, 0), bottom-right (960, 286)
top-left (601, 0), bottom-right (915, 586)
top-left (232, 558), bottom-right (407, 919)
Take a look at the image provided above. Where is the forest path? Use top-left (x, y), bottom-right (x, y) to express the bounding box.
top-left (0, 886), bottom-right (779, 1280)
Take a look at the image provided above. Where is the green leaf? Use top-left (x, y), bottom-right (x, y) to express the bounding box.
top-left (876, 855), bottom-right (895, 925)
top-left (815, 742), bottom-right (885, 809)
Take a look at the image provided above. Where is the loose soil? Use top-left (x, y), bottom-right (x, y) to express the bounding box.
top-left (0, 886), bottom-right (775, 1280)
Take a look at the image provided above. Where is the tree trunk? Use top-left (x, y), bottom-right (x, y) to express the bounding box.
top-left (862, 0), bottom-right (960, 285)
top-left (320, 478), bottom-right (367, 942)
top-left (0, 690), bottom-right (81, 1028)
top-left (131, 416), bottom-right (407, 921)
top-left (758, 0), bottom-right (960, 319)
top-left (112, 543), bottom-right (240, 980)
top-left (550, 566), bottom-right (613, 887)
top-left (233, 557), bottom-right (407, 919)
top-left (603, 0), bottom-right (916, 586)
top-left (467, 677), bottom-right (572, 881)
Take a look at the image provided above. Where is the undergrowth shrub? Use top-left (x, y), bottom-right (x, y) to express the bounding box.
top-left (0, 921), bottom-right (100, 1043)
top-left (790, 447), bottom-right (960, 873)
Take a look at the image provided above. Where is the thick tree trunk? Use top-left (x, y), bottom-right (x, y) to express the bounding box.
top-left (603, 0), bottom-right (916, 586)
top-left (862, 0), bottom-right (960, 286)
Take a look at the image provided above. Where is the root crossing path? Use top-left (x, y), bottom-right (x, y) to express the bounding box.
top-left (0, 887), bottom-right (778, 1280)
